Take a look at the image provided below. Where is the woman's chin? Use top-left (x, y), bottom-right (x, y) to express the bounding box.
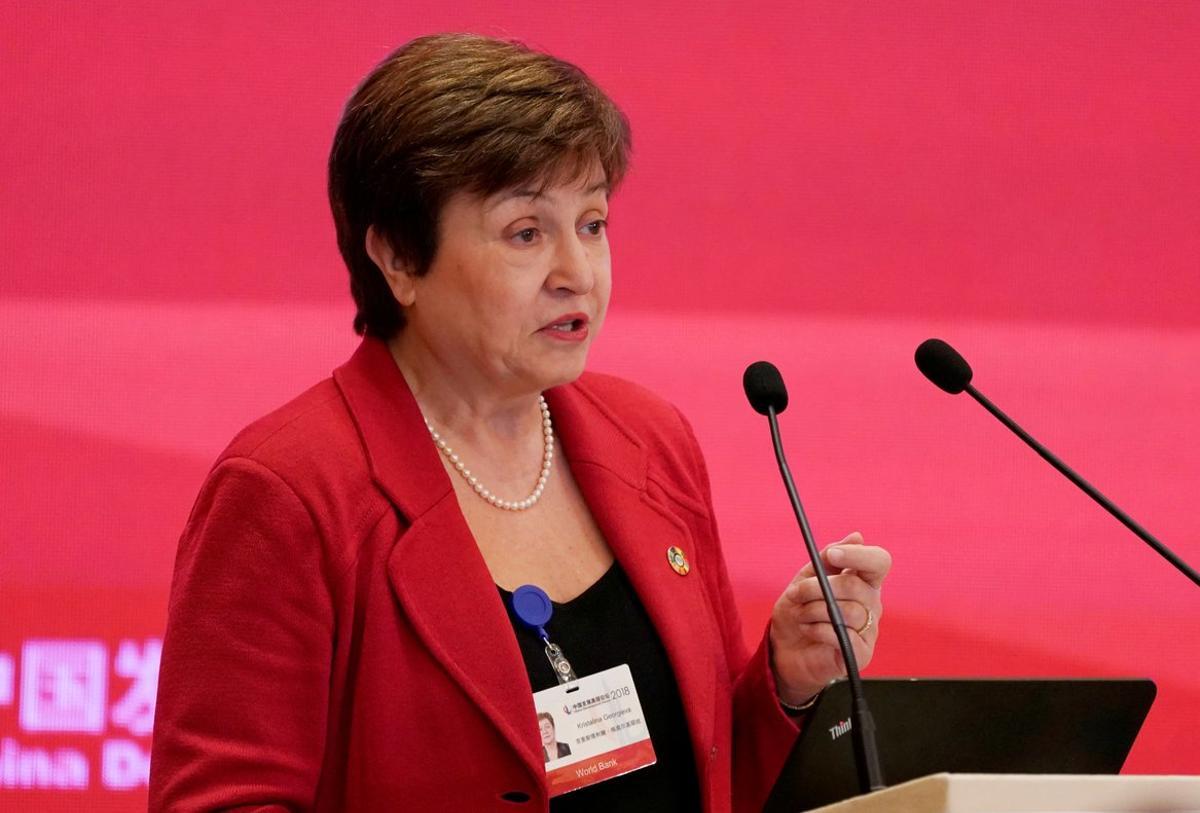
top-left (523, 346), bottom-right (591, 391)
top-left (543, 355), bottom-right (590, 389)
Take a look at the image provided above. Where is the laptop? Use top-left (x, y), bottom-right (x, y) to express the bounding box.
top-left (764, 677), bottom-right (1156, 812)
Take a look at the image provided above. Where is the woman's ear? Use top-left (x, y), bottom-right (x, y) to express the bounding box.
top-left (365, 225), bottom-right (417, 307)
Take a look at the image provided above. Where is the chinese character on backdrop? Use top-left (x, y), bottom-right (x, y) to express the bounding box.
top-left (19, 640), bottom-right (109, 733)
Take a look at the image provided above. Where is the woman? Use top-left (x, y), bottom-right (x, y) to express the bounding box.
top-left (538, 713), bottom-right (571, 763)
top-left (149, 34), bottom-right (891, 812)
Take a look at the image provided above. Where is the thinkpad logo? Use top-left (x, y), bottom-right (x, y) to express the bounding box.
top-left (828, 718), bottom-right (852, 740)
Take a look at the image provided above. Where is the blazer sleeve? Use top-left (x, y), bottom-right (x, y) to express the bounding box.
top-left (674, 407), bottom-right (802, 813)
top-left (149, 456), bottom-right (335, 812)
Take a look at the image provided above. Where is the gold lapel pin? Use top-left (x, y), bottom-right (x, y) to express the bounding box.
top-left (666, 546), bottom-right (690, 576)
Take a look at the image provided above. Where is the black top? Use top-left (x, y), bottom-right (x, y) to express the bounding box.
top-left (499, 563), bottom-right (702, 812)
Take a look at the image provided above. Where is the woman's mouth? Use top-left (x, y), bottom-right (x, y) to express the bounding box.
top-left (539, 314), bottom-right (589, 341)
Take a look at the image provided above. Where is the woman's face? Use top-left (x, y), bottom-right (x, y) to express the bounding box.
top-left (539, 717), bottom-right (555, 746)
top-left (397, 165), bottom-right (612, 398)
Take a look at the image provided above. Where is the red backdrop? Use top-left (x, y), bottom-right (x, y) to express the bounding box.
top-left (2, 2), bottom-right (1198, 807)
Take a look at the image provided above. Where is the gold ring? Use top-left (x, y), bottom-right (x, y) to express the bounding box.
top-left (854, 607), bottom-right (874, 636)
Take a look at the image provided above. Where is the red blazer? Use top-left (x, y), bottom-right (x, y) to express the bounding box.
top-left (150, 337), bottom-right (799, 812)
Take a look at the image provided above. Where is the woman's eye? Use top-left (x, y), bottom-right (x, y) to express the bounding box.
top-left (513, 227), bottom-right (539, 244)
top-left (581, 219), bottom-right (607, 236)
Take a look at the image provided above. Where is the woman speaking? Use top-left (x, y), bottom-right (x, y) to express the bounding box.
top-left (149, 33), bottom-right (891, 812)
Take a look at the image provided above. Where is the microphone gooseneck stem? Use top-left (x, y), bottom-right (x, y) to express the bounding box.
top-left (965, 384), bottom-right (1200, 588)
top-left (767, 407), bottom-right (886, 793)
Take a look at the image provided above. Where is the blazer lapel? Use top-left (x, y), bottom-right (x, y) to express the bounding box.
top-left (334, 339), bottom-right (544, 781)
top-left (549, 383), bottom-right (719, 763)
top-left (386, 499), bottom-right (545, 777)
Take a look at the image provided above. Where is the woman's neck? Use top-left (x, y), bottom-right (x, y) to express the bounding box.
top-left (387, 334), bottom-right (542, 449)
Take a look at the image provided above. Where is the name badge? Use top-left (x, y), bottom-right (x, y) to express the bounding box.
top-left (532, 663), bottom-right (656, 797)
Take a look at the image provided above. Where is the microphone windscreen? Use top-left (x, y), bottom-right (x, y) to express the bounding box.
top-left (915, 339), bottom-right (973, 394)
top-left (743, 361), bottom-right (789, 415)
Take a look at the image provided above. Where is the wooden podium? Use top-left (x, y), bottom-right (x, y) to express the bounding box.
top-left (803, 773), bottom-right (1200, 813)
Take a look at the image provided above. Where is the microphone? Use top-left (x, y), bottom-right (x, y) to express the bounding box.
top-left (915, 339), bottom-right (1200, 588)
top-left (742, 361), bottom-right (885, 794)
top-left (743, 361), bottom-right (789, 415)
top-left (914, 338), bottom-right (972, 393)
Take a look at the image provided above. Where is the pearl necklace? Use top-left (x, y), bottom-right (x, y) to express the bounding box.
top-left (424, 395), bottom-right (554, 511)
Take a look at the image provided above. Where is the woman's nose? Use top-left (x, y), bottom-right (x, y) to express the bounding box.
top-left (547, 233), bottom-right (595, 294)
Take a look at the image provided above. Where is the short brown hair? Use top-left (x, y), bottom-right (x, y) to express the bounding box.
top-left (328, 34), bottom-right (632, 339)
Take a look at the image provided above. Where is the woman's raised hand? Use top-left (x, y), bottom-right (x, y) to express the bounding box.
top-left (767, 532), bottom-right (892, 706)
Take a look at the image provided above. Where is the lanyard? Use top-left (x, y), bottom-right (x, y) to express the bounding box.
top-left (511, 584), bottom-right (578, 684)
